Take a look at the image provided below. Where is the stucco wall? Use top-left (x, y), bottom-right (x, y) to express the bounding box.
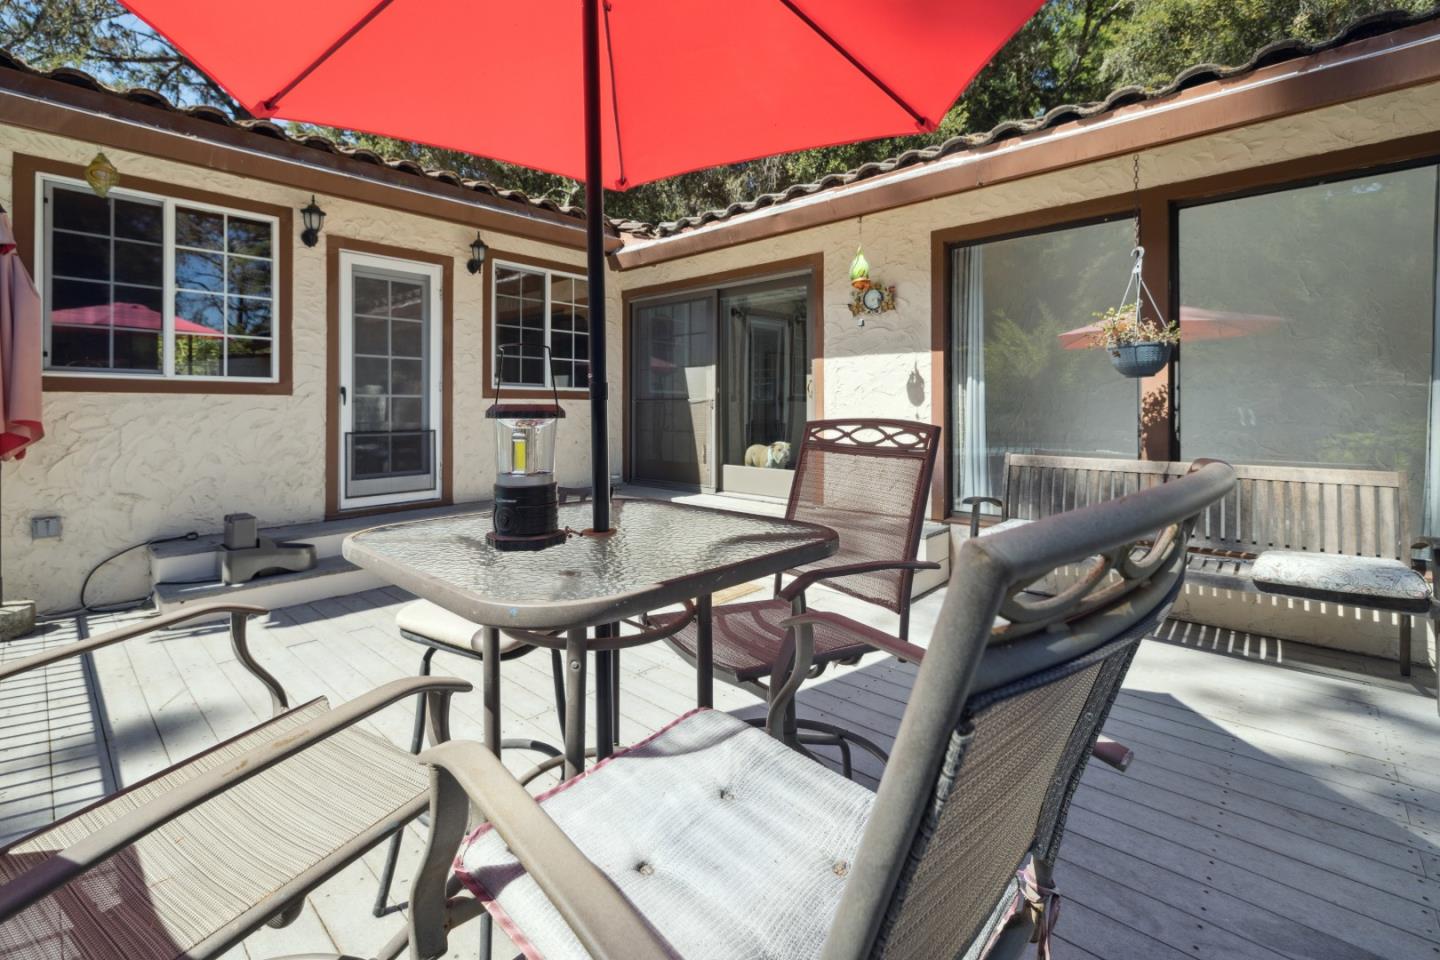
top-left (0, 129), bottom-right (621, 611)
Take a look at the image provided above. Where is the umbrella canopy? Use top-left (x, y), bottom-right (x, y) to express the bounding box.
top-left (1057, 306), bottom-right (1289, 350)
top-left (117, 1), bottom-right (1043, 189)
top-left (0, 211), bottom-right (44, 462)
top-left (121, 0), bottom-right (1043, 530)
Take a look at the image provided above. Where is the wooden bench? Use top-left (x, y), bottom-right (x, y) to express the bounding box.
top-left (964, 455), bottom-right (1437, 687)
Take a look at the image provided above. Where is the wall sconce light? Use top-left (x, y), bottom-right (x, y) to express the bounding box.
top-left (467, 232), bottom-right (488, 274)
top-left (300, 196), bottom-right (326, 247)
top-left (84, 152), bottom-right (120, 198)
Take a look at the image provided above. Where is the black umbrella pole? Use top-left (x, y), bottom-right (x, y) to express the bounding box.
top-left (583, 0), bottom-right (609, 533)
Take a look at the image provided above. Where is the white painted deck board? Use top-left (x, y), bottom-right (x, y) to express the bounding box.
top-left (2, 580), bottom-right (1438, 959)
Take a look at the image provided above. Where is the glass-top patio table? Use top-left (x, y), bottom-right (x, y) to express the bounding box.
top-left (343, 497), bottom-right (837, 776)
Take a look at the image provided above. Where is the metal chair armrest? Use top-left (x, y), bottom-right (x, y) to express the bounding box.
top-left (960, 496), bottom-right (1005, 537)
top-left (0, 675), bottom-right (470, 926)
top-left (777, 560), bottom-right (940, 603)
top-left (412, 740), bottom-right (673, 960)
top-left (0, 603), bottom-right (291, 715)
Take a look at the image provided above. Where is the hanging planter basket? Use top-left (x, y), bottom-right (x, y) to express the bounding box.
top-left (1108, 342), bottom-right (1171, 378)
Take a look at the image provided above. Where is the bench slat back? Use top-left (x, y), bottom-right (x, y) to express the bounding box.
top-left (1001, 455), bottom-right (1409, 559)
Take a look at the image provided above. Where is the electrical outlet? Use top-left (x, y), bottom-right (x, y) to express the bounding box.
top-left (31, 516), bottom-right (61, 540)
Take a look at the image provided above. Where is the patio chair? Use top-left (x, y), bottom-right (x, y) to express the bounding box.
top-left (401, 459), bottom-right (1235, 960)
top-left (654, 419), bottom-right (941, 774)
top-left (0, 601), bottom-right (470, 960)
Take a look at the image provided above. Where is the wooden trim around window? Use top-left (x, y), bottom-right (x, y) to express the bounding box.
top-left (481, 248), bottom-right (591, 400)
top-left (324, 236), bottom-right (455, 518)
top-left (929, 196), bottom-right (1135, 518)
top-left (14, 154), bottom-right (294, 395)
top-left (618, 253), bottom-right (825, 484)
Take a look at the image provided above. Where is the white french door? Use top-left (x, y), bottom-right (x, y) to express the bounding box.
top-left (337, 251), bottom-right (443, 509)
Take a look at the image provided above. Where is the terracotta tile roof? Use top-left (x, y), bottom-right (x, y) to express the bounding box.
top-left (0, 48), bottom-right (590, 226)
top-left (624, 6), bottom-right (1440, 240)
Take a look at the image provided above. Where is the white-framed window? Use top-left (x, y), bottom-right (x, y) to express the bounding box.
top-left (38, 176), bottom-right (280, 382)
top-left (491, 260), bottom-right (588, 390)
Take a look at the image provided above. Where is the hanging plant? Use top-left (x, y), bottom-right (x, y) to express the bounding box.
top-left (1090, 302), bottom-right (1180, 378)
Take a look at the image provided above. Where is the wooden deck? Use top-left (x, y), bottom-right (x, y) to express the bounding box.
top-left (2, 581), bottom-right (1439, 959)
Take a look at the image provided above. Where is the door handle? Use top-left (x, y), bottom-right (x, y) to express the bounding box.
top-left (339, 385), bottom-right (347, 405)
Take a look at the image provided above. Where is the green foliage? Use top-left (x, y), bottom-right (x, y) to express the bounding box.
top-left (2, 0), bottom-right (1432, 224)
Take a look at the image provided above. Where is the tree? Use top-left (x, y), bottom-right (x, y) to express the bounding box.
top-left (3, 0), bottom-right (1429, 225)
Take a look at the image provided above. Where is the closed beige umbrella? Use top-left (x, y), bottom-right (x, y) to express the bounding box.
top-left (0, 209), bottom-right (43, 461)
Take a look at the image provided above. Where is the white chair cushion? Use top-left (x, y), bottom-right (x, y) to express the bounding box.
top-left (455, 709), bottom-right (874, 960)
top-left (396, 599), bottom-right (528, 656)
top-left (1251, 551), bottom-right (1431, 602)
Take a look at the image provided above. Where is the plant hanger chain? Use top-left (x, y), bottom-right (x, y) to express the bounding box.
top-left (1117, 152), bottom-right (1167, 327)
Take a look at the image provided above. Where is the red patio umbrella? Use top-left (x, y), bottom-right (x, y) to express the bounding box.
top-left (120, 0), bottom-right (1044, 532)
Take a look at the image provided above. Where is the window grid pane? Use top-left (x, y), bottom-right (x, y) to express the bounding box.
top-left (43, 181), bottom-right (277, 381)
top-left (494, 264), bottom-right (584, 388)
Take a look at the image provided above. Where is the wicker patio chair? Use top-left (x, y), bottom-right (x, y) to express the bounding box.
top-left (0, 602), bottom-right (470, 960)
top-left (655, 419), bottom-right (941, 773)
top-left (403, 460), bottom-right (1236, 960)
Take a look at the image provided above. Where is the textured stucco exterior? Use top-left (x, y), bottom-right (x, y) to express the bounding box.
top-left (0, 128), bottom-right (620, 611)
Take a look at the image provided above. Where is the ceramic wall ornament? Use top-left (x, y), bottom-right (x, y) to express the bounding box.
top-left (847, 245), bottom-right (896, 324)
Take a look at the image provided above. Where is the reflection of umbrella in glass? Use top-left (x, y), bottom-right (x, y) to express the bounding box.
top-left (1056, 306), bottom-right (1288, 350)
top-left (51, 302), bottom-right (219, 336)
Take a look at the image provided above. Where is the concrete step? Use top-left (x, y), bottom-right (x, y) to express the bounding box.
top-left (152, 555), bottom-right (386, 616)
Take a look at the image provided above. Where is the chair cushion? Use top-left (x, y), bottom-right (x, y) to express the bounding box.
top-left (397, 599), bottom-right (528, 656)
top-left (0, 699), bottom-right (429, 960)
top-left (978, 518), bottom-right (1032, 536)
top-left (659, 597), bottom-right (898, 682)
top-left (455, 709), bottom-right (874, 960)
top-left (1251, 551), bottom-right (1431, 603)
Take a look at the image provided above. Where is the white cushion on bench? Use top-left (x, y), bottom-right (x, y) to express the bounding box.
top-left (1251, 551), bottom-right (1430, 602)
top-left (979, 518), bottom-right (1032, 536)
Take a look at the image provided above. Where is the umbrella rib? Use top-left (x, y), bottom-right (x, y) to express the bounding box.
top-left (774, 0), bottom-right (928, 130)
top-left (261, 0), bottom-right (399, 112)
top-left (602, 0), bottom-right (627, 187)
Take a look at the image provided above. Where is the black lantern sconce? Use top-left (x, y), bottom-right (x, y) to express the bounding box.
top-left (299, 196), bottom-right (326, 247)
top-left (466, 232), bottom-right (488, 275)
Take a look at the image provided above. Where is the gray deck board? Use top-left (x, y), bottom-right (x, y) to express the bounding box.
top-left (2, 579), bottom-right (1438, 959)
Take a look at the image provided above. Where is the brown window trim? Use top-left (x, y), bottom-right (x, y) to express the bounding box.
top-left (14, 154), bottom-right (294, 396)
top-left (481, 248), bottom-right (592, 401)
top-left (324, 236), bottom-right (455, 519)
top-left (618, 253), bottom-right (825, 484)
top-left (928, 130), bottom-right (1440, 520)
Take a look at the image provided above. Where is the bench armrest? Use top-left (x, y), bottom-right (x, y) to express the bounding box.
top-left (0, 603), bottom-right (290, 714)
top-left (960, 496), bottom-right (1005, 537)
top-left (0, 675), bottom-right (471, 926)
top-left (410, 740), bottom-right (673, 960)
top-left (777, 560), bottom-right (940, 604)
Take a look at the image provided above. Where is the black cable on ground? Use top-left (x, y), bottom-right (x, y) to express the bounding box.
top-left (40, 531), bottom-right (201, 619)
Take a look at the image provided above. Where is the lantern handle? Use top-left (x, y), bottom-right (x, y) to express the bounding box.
top-left (495, 342), bottom-right (563, 410)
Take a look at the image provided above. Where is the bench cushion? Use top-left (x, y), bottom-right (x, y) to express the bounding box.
top-left (1252, 551), bottom-right (1431, 603)
top-left (397, 599), bottom-right (528, 657)
top-left (455, 709), bottom-right (874, 960)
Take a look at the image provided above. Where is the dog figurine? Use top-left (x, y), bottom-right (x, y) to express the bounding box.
top-left (743, 441), bottom-right (792, 469)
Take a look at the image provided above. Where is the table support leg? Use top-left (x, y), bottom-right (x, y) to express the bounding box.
top-left (482, 627), bottom-right (501, 756)
top-left (696, 594), bottom-right (713, 709)
top-left (564, 628), bottom-right (588, 778)
top-left (1400, 615), bottom-right (1413, 678)
top-left (595, 636), bottom-right (614, 761)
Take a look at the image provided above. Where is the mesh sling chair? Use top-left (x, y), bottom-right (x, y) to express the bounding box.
top-left (655, 419), bottom-right (941, 773)
top-left (0, 602), bottom-right (472, 960)
top-left (401, 460), bottom-right (1235, 960)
